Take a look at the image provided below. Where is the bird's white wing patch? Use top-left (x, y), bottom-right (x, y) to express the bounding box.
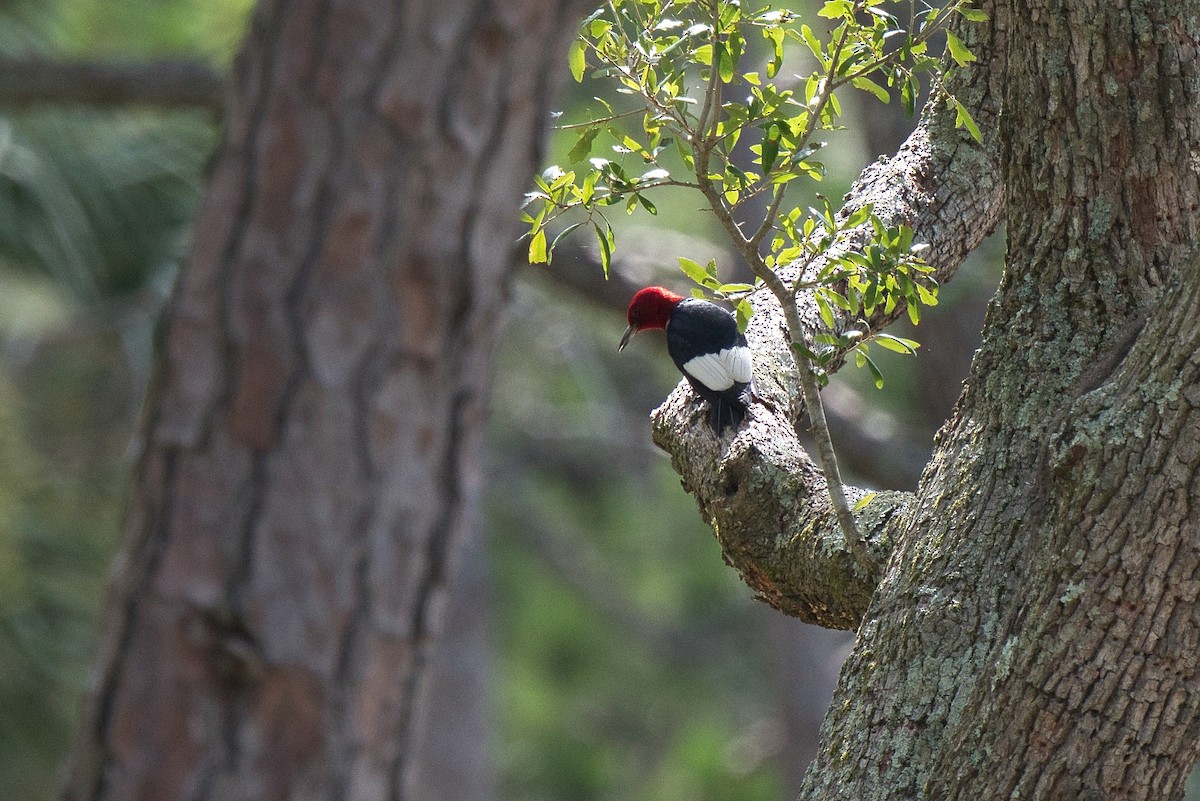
top-left (683, 346), bottom-right (752, 391)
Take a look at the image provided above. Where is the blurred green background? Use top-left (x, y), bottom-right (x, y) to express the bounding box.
top-left (0, 1), bottom-right (1022, 800)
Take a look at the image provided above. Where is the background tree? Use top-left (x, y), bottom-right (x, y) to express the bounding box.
top-left (54, 0), bottom-right (586, 798)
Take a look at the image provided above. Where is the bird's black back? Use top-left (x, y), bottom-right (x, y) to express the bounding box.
top-left (665, 298), bottom-right (745, 368)
top-left (666, 298), bottom-right (752, 432)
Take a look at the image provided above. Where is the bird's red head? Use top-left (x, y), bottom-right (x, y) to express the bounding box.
top-left (619, 286), bottom-right (683, 351)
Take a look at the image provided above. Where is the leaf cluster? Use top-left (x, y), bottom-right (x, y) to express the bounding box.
top-left (525, 0), bottom-right (983, 372)
top-left (785, 197), bottom-right (934, 386)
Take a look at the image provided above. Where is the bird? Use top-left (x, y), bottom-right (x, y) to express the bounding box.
top-left (618, 286), bottom-right (754, 432)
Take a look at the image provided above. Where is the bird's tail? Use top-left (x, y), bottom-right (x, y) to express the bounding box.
top-left (708, 389), bottom-right (751, 433)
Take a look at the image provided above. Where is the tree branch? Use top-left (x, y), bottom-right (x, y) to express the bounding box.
top-left (0, 57), bottom-right (227, 113)
top-left (651, 14), bottom-right (1005, 628)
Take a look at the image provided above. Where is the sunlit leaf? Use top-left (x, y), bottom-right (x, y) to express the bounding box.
top-left (952, 97), bottom-right (984, 142)
top-left (874, 333), bottom-right (920, 354)
top-left (548, 222), bottom-right (585, 257)
top-left (594, 220), bottom-right (613, 278)
top-left (851, 75), bottom-right (891, 103)
top-left (717, 40), bottom-right (735, 83)
top-left (945, 30), bottom-right (977, 67)
top-left (860, 348), bottom-right (885, 388)
top-left (817, 0), bottom-right (854, 19)
top-left (528, 228), bottom-right (547, 263)
top-left (735, 299), bottom-right (753, 332)
top-left (678, 256), bottom-right (711, 285)
top-left (568, 39), bottom-right (588, 82)
top-left (567, 128), bottom-right (599, 163)
top-left (853, 492), bottom-right (878, 511)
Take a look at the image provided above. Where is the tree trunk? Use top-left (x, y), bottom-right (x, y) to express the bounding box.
top-left (60, 1), bottom-right (580, 799)
top-left (652, 0), bottom-right (1200, 798)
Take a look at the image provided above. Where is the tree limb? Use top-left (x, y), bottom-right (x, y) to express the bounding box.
top-left (0, 57), bottom-right (226, 113)
top-left (650, 14), bottom-right (1004, 629)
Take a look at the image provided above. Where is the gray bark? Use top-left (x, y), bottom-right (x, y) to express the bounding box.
top-left (652, 0), bottom-right (1200, 798)
top-left (59, 1), bottom-right (581, 799)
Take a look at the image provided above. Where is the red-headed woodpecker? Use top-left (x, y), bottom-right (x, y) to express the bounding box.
top-left (618, 286), bottom-right (753, 432)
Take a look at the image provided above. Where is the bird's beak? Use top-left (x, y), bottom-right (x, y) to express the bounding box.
top-left (618, 324), bottom-right (636, 352)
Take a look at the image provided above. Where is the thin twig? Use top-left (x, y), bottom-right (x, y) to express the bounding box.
top-left (556, 107), bottom-right (647, 130)
top-left (686, 0), bottom-right (872, 568)
top-left (749, 184), bottom-right (787, 251)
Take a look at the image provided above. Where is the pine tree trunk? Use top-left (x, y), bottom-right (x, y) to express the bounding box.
top-left (60, 1), bottom-right (580, 799)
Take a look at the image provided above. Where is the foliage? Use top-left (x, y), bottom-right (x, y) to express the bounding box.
top-left (0, 111), bottom-right (214, 304)
top-left (4, 0), bottom-right (253, 61)
top-left (525, 0), bottom-right (983, 563)
top-left (525, 0), bottom-right (981, 361)
top-left (0, 3), bottom-right (226, 798)
top-left (0, 323), bottom-right (135, 801)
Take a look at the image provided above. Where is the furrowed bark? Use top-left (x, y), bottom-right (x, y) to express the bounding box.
top-left (929, 242), bottom-right (1200, 801)
top-left (60, 1), bottom-right (585, 800)
top-left (797, 0), bottom-right (1200, 798)
top-left (651, 9), bottom-right (1005, 628)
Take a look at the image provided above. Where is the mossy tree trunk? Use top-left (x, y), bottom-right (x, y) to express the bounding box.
top-left (655, 0), bottom-right (1200, 798)
top-left (59, 1), bottom-right (581, 799)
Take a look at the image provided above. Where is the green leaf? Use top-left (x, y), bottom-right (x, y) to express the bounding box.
top-left (568, 39), bottom-right (588, 82)
top-left (817, 0), bottom-right (854, 19)
top-left (959, 6), bottom-right (989, 22)
top-left (853, 492), bottom-right (878, 512)
top-left (851, 75), bottom-right (891, 104)
top-left (528, 228), bottom-right (548, 263)
top-left (589, 18), bottom-right (613, 37)
top-left (567, 128), bottom-right (599, 164)
top-left (549, 222), bottom-right (585, 256)
top-left (860, 349), bottom-right (885, 388)
top-left (945, 30), bottom-right (977, 67)
top-left (735, 299), bottom-right (753, 333)
top-left (765, 27), bottom-right (786, 77)
top-left (678, 256), bottom-right (711, 286)
top-left (814, 292), bottom-right (835, 329)
top-left (791, 340), bottom-right (820, 363)
top-left (799, 25), bottom-right (826, 69)
top-left (581, 171), bottom-right (597, 204)
top-left (952, 97), bottom-right (984, 143)
top-left (717, 40), bottom-right (735, 83)
top-left (842, 203), bottom-right (874, 230)
top-left (874, 333), bottom-right (920, 354)
top-left (901, 74), bottom-right (917, 117)
top-left (594, 221), bottom-right (613, 278)
top-left (906, 299), bottom-right (922, 325)
top-left (760, 122), bottom-right (781, 172)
